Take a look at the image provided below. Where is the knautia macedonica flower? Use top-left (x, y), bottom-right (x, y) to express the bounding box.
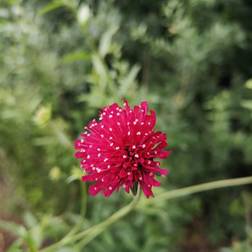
top-left (74, 101), bottom-right (170, 198)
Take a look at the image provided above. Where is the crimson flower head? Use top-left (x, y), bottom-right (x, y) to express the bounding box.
top-left (74, 101), bottom-right (170, 198)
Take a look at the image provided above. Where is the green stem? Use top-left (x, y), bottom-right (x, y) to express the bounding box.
top-left (144, 176), bottom-right (252, 206)
top-left (40, 189), bottom-right (141, 252)
top-left (40, 176), bottom-right (252, 251)
top-left (80, 182), bottom-right (87, 217)
top-left (73, 189), bottom-right (141, 247)
top-left (59, 183), bottom-right (88, 244)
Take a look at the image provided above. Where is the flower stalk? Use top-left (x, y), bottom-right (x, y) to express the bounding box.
top-left (40, 176), bottom-right (252, 251)
top-left (149, 176), bottom-right (252, 205)
top-left (40, 189), bottom-right (141, 252)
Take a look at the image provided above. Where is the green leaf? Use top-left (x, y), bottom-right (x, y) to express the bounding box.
top-left (0, 220), bottom-right (27, 239)
top-left (20, 227), bottom-right (43, 251)
top-left (23, 212), bottom-right (38, 228)
top-left (118, 65), bottom-right (140, 96)
top-left (241, 100), bottom-right (252, 110)
top-left (92, 54), bottom-right (108, 89)
top-left (62, 51), bottom-right (90, 63)
top-left (99, 26), bottom-right (118, 57)
top-left (6, 241), bottom-right (23, 252)
top-left (38, 0), bottom-right (75, 15)
top-left (245, 79), bottom-right (252, 89)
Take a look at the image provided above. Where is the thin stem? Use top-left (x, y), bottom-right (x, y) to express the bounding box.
top-left (40, 176), bottom-right (252, 251)
top-left (70, 188), bottom-right (141, 244)
top-left (59, 183), bottom-right (88, 242)
top-left (143, 176), bottom-right (252, 206)
top-left (40, 189), bottom-right (141, 252)
top-left (80, 182), bottom-right (87, 217)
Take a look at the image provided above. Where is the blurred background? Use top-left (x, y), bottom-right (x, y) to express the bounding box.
top-left (1, 0), bottom-right (252, 251)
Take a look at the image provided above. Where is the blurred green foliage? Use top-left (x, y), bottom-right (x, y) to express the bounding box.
top-left (0, 0), bottom-right (252, 251)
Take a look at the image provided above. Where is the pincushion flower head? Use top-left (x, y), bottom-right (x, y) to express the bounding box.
top-left (74, 101), bottom-right (171, 198)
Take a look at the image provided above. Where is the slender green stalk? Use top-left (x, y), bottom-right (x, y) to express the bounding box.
top-left (40, 189), bottom-right (141, 252)
top-left (80, 182), bottom-right (87, 217)
top-left (40, 176), bottom-right (252, 251)
top-left (58, 183), bottom-right (88, 244)
top-left (72, 189), bottom-right (141, 246)
top-left (145, 176), bottom-right (252, 205)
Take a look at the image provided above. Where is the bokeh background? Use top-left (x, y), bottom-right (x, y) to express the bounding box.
top-left (1, 0), bottom-right (252, 251)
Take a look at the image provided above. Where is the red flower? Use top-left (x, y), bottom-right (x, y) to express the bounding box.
top-left (74, 101), bottom-right (170, 198)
